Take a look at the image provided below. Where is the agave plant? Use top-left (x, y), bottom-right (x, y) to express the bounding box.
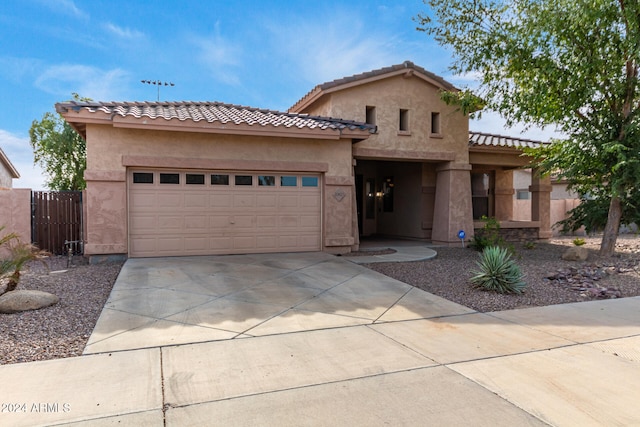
top-left (470, 246), bottom-right (526, 294)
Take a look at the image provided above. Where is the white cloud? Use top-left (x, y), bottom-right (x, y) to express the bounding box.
top-left (103, 22), bottom-right (145, 40)
top-left (265, 16), bottom-right (399, 84)
top-left (0, 56), bottom-right (43, 83)
top-left (0, 130), bottom-right (46, 190)
top-left (37, 0), bottom-right (89, 20)
top-left (34, 64), bottom-right (130, 100)
top-left (189, 24), bottom-right (242, 86)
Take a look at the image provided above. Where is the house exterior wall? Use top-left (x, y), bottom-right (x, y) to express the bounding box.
top-left (0, 188), bottom-right (32, 254)
top-left (83, 124), bottom-right (356, 257)
top-left (0, 166), bottom-right (13, 189)
top-left (298, 73), bottom-right (473, 244)
top-left (305, 75), bottom-right (469, 164)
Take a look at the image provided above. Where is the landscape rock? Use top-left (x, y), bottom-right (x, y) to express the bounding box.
top-left (0, 290), bottom-right (59, 314)
top-left (562, 246), bottom-right (589, 261)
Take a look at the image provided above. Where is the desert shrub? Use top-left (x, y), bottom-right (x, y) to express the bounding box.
top-left (523, 241), bottom-right (536, 250)
top-left (0, 226), bottom-right (48, 294)
top-left (572, 238), bottom-right (586, 246)
top-left (470, 216), bottom-right (517, 257)
top-left (470, 246), bottom-right (526, 294)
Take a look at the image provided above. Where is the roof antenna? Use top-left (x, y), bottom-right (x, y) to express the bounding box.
top-left (140, 80), bottom-right (175, 102)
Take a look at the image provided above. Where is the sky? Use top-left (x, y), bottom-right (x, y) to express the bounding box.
top-left (0, 0), bottom-right (556, 190)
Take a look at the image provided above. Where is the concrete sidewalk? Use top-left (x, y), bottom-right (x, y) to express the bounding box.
top-left (1, 252), bottom-right (639, 426)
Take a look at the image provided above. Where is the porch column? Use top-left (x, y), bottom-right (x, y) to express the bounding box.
top-left (431, 162), bottom-right (474, 245)
top-left (529, 168), bottom-right (552, 239)
top-left (494, 169), bottom-right (514, 221)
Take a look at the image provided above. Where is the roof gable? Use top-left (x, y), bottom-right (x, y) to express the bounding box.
top-left (56, 101), bottom-right (376, 141)
top-left (0, 147), bottom-right (20, 179)
top-left (290, 61), bottom-right (458, 112)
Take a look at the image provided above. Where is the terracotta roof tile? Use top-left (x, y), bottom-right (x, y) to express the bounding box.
top-left (291, 61), bottom-right (457, 112)
top-left (56, 101), bottom-right (376, 134)
top-left (469, 131), bottom-right (548, 149)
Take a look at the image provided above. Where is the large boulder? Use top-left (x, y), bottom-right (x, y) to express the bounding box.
top-left (0, 290), bottom-right (59, 314)
top-left (562, 246), bottom-right (589, 261)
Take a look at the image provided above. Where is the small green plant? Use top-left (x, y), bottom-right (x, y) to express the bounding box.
top-left (470, 246), bottom-right (526, 294)
top-left (0, 226), bottom-right (49, 295)
top-left (523, 241), bottom-right (536, 250)
top-left (572, 238), bottom-right (586, 246)
top-left (470, 216), bottom-right (502, 251)
top-left (470, 216), bottom-right (517, 257)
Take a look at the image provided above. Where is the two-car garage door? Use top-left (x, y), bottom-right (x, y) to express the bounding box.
top-left (128, 170), bottom-right (322, 257)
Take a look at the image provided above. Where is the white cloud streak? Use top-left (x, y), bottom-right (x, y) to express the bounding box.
top-left (34, 64), bottom-right (130, 100)
top-left (103, 22), bottom-right (145, 40)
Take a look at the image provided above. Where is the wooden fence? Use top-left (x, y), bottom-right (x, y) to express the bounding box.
top-left (31, 191), bottom-right (83, 255)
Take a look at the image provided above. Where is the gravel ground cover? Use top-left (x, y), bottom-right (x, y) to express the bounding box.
top-left (0, 257), bottom-right (123, 365)
top-left (1, 235), bottom-right (639, 365)
top-left (365, 235), bottom-right (640, 312)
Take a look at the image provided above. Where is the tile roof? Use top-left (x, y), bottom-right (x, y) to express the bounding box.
top-left (56, 101), bottom-right (376, 134)
top-left (291, 61), bottom-right (457, 112)
top-left (469, 131), bottom-right (548, 150)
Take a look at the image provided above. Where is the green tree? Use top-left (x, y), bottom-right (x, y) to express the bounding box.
top-left (417, 0), bottom-right (640, 256)
top-left (29, 93), bottom-right (88, 190)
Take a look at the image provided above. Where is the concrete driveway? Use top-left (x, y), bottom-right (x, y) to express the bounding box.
top-left (1, 251), bottom-right (640, 426)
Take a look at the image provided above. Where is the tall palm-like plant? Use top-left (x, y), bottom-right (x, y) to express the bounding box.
top-left (0, 226), bottom-right (49, 295)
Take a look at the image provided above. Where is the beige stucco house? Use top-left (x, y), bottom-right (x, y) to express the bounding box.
top-left (0, 147), bottom-right (19, 189)
top-left (56, 61), bottom-right (552, 261)
top-left (0, 147), bottom-right (31, 246)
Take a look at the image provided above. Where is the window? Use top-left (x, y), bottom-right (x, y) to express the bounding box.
top-left (235, 175), bottom-right (253, 186)
top-left (186, 174), bottom-right (205, 185)
top-left (281, 176), bottom-right (297, 187)
top-left (399, 109), bottom-right (409, 131)
top-left (365, 178), bottom-right (375, 219)
top-left (471, 172), bottom-right (493, 219)
top-left (365, 106), bottom-right (376, 125)
top-left (516, 190), bottom-right (530, 200)
top-left (258, 175), bottom-right (275, 186)
top-left (431, 112), bottom-right (441, 134)
top-left (382, 177), bottom-right (394, 212)
top-left (133, 172), bottom-right (153, 184)
top-left (211, 174), bottom-right (229, 185)
top-left (160, 173), bottom-right (180, 184)
top-left (301, 176), bottom-right (318, 187)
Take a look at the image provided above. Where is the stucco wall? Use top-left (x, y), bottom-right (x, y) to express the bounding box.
top-left (0, 189), bottom-right (32, 254)
top-left (83, 124), bottom-right (356, 256)
top-left (513, 198), bottom-right (581, 236)
top-left (0, 165), bottom-right (13, 189)
top-left (307, 75), bottom-right (469, 163)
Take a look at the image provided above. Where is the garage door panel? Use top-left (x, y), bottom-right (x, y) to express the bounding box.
top-left (184, 237), bottom-right (208, 251)
top-left (300, 215), bottom-right (320, 227)
top-left (158, 193), bottom-right (183, 208)
top-left (184, 193), bottom-right (208, 208)
top-left (232, 215), bottom-right (256, 228)
top-left (209, 194), bottom-right (233, 208)
top-left (233, 194), bottom-right (254, 208)
top-left (257, 216), bottom-right (277, 228)
top-left (130, 194), bottom-right (157, 210)
top-left (129, 171), bottom-right (321, 257)
top-left (130, 215), bottom-right (157, 230)
top-left (300, 195), bottom-right (320, 208)
top-left (233, 236), bottom-right (256, 249)
top-left (185, 216), bottom-right (208, 230)
top-left (278, 195), bottom-right (299, 208)
top-left (158, 215), bottom-right (184, 229)
top-left (256, 236), bottom-right (277, 248)
top-left (257, 195), bottom-right (277, 207)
